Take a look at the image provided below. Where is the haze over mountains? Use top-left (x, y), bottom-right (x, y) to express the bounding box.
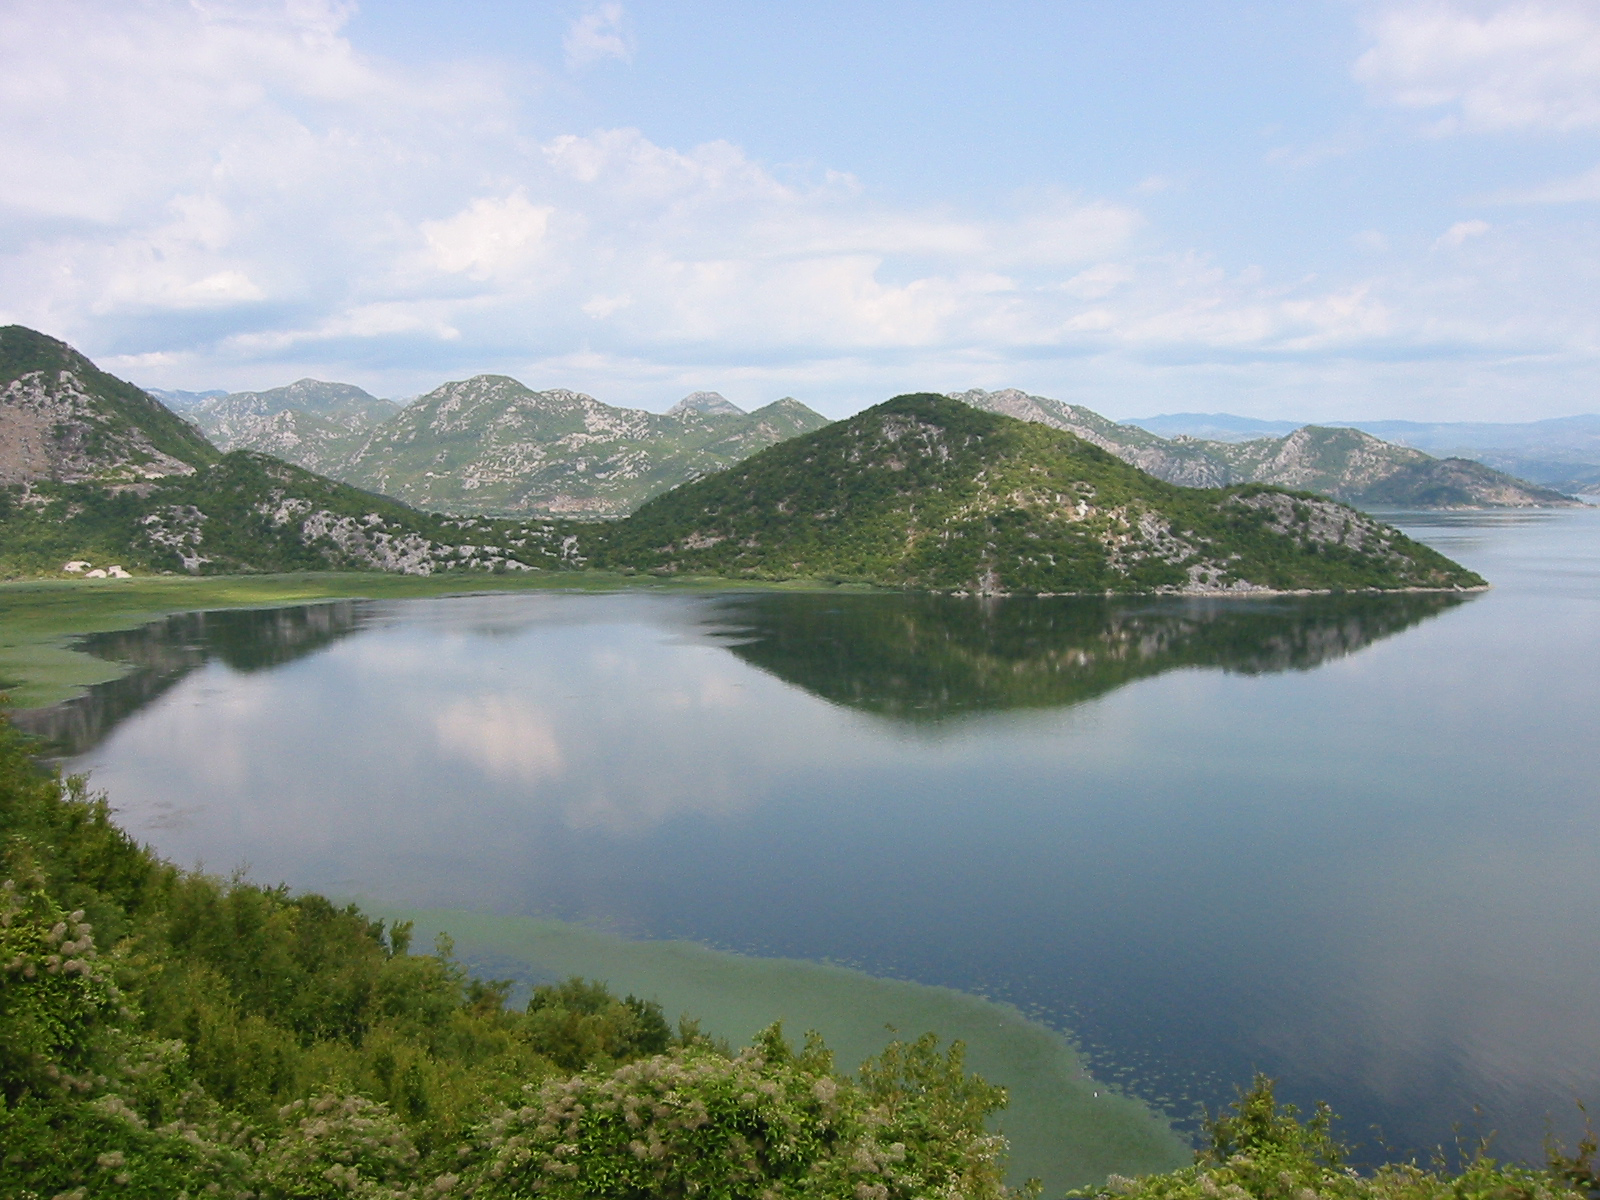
top-left (1125, 411), bottom-right (1600, 497)
top-left (958, 389), bottom-right (1577, 507)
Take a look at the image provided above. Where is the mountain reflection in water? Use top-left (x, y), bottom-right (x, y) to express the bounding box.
top-left (17, 590), bottom-right (1469, 753)
top-left (14, 602), bottom-right (369, 755)
top-left (705, 591), bottom-right (1469, 721)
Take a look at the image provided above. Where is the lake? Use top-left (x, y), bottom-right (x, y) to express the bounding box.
top-left (28, 508), bottom-right (1600, 1179)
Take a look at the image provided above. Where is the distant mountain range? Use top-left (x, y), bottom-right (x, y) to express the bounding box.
top-left (957, 389), bottom-right (1578, 507)
top-left (1123, 410), bottom-right (1600, 497)
top-left (0, 327), bottom-right (575, 577)
top-left (161, 373), bottom-right (1578, 516)
top-left (178, 376), bottom-right (830, 518)
top-left (1, 328), bottom-right (1485, 594)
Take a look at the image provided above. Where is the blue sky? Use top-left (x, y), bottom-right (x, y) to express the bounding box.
top-left (3, 1), bottom-right (1599, 420)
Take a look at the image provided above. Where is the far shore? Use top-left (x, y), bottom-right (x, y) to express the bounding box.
top-left (0, 567), bottom-right (1493, 710)
top-left (0, 570), bottom-right (877, 709)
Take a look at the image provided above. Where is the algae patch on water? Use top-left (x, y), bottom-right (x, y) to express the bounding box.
top-left (376, 907), bottom-right (1191, 1194)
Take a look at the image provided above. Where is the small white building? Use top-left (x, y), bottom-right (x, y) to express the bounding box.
top-left (63, 560), bottom-right (91, 572)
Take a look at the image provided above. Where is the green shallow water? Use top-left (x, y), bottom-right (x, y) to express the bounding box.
top-left (370, 905), bottom-right (1191, 1191)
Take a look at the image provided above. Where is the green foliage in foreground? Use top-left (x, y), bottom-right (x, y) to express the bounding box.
top-left (0, 712), bottom-right (1015, 1198)
top-left (1070, 1077), bottom-right (1596, 1200)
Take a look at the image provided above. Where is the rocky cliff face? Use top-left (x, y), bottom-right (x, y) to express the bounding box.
top-left (186, 380), bottom-right (401, 475)
top-left (0, 326), bottom-right (216, 487)
top-left (954, 388), bottom-right (1576, 507)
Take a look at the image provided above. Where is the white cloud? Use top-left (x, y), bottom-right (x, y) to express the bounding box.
top-left (422, 192), bottom-right (554, 279)
top-left (1436, 218), bottom-right (1492, 246)
top-left (564, 3), bottom-right (633, 69)
top-left (1355, 2), bottom-right (1600, 132)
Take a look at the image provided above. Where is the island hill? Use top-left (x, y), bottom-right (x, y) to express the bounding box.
top-left (1, 325), bottom-right (1483, 593)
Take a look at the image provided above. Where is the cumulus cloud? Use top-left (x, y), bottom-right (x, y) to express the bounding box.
top-left (422, 193), bottom-right (554, 279)
top-left (564, 3), bottom-right (633, 69)
top-left (1355, 1), bottom-right (1600, 132)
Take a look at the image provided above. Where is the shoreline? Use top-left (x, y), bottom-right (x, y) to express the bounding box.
top-left (1, 568), bottom-right (1489, 710)
top-left (359, 904), bottom-right (1192, 1193)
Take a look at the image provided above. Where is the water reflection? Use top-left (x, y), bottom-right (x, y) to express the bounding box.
top-left (24, 589), bottom-right (1472, 757)
top-left (13, 603), bottom-right (370, 755)
top-left (706, 591), bottom-right (1470, 721)
top-left (27, 520), bottom-right (1600, 1169)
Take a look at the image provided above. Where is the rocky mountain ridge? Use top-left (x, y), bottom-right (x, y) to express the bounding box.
top-left (956, 388), bottom-right (1576, 507)
top-left (334, 377), bottom-right (830, 518)
top-left (178, 374), bottom-right (831, 518)
top-left (184, 379), bottom-right (401, 476)
top-left (1125, 409), bottom-right (1600, 497)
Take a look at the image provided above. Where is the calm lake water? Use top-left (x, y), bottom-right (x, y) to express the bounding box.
top-left (36, 508), bottom-right (1600, 1165)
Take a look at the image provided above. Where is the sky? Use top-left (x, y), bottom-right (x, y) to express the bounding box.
top-left (2, 0), bottom-right (1599, 421)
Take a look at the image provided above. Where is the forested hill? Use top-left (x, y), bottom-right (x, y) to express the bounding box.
top-left (589, 393), bottom-right (1485, 595)
top-left (0, 451), bottom-right (579, 578)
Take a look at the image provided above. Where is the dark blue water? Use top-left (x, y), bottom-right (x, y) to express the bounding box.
top-left (47, 508), bottom-right (1600, 1164)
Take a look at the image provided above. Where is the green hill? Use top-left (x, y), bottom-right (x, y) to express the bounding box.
top-left (0, 450), bottom-right (575, 579)
top-left (591, 393), bottom-right (1485, 594)
top-left (0, 331), bottom-right (1488, 592)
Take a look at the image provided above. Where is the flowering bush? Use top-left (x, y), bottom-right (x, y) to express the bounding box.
top-left (468, 1024), bottom-right (1016, 1200)
top-left (253, 1094), bottom-right (425, 1199)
